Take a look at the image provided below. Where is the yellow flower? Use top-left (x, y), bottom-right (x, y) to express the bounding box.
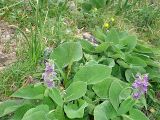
top-left (104, 23), bottom-right (109, 28)
top-left (111, 17), bottom-right (115, 22)
top-left (92, 8), bottom-right (97, 12)
top-left (149, 108), bottom-right (156, 113)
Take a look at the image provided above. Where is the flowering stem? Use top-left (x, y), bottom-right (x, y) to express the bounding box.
top-left (66, 63), bottom-right (72, 79)
top-left (55, 63), bottom-right (67, 83)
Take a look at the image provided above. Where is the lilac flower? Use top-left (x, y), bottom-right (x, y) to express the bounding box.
top-left (133, 92), bottom-right (141, 99)
top-left (45, 62), bottom-right (56, 75)
top-left (132, 73), bottom-right (149, 99)
top-left (42, 60), bottom-right (57, 88)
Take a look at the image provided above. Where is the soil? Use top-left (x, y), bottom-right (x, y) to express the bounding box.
top-left (0, 20), bottom-right (16, 71)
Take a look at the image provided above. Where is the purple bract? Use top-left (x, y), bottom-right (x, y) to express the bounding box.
top-left (42, 60), bottom-right (57, 88)
top-left (132, 73), bottom-right (149, 99)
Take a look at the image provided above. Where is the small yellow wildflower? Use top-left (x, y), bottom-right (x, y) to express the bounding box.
top-left (104, 23), bottom-right (109, 29)
top-left (149, 108), bottom-right (156, 113)
top-left (92, 8), bottom-right (97, 12)
top-left (93, 8), bottom-right (97, 12)
top-left (111, 17), bottom-right (115, 22)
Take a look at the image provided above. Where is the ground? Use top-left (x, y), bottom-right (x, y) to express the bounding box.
top-left (0, 20), bottom-right (16, 71)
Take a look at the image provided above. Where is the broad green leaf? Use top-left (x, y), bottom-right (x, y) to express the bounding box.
top-left (132, 52), bottom-right (151, 61)
top-left (146, 67), bottom-right (160, 79)
top-left (87, 103), bottom-right (95, 115)
top-left (111, 53), bottom-right (126, 60)
top-left (82, 3), bottom-right (92, 11)
top-left (85, 60), bottom-right (98, 66)
top-left (118, 31), bottom-right (128, 38)
top-left (101, 58), bottom-right (115, 68)
top-left (109, 45), bottom-right (122, 53)
top-left (0, 100), bottom-right (26, 117)
top-left (139, 95), bottom-right (147, 110)
top-left (109, 81), bottom-right (123, 110)
top-left (125, 69), bottom-right (133, 82)
top-left (125, 55), bottom-right (147, 67)
top-left (147, 89), bottom-right (157, 103)
top-left (122, 115), bottom-right (134, 120)
top-left (74, 64), bottom-right (111, 84)
top-left (94, 100), bottom-right (117, 120)
top-left (120, 35), bottom-right (137, 52)
top-left (117, 97), bottom-right (135, 115)
top-left (131, 52), bottom-right (159, 68)
top-left (11, 85), bottom-right (45, 99)
top-left (145, 59), bottom-right (160, 67)
top-left (118, 79), bottom-right (130, 88)
top-left (64, 81), bottom-right (87, 102)
top-left (21, 105), bottom-right (50, 120)
top-left (50, 42), bottom-right (83, 68)
top-left (47, 111), bottom-right (57, 120)
top-left (80, 40), bottom-right (95, 53)
top-left (119, 88), bottom-right (132, 102)
top-left (93, 77), bottom-right (128, 100)
top-left (135, 44), bottom-right (153, 54)
top-left (80, 39), bottom-right (95, 53)
top-left (12, 104), bottom-right (33, 120)
top-left (48, 106), bottom-right (66, 120)
top-left (86, 89), bottom-right (96, 99)
top-left (107, 46), bottom-right (125, 60)
top-left (112, 117), bottom-right (122, 120)
top-left (105, 28), bottom-right (119, 44)
top-left (49, 88), bottom-right (63, 107)
top-left (95, 42), bottom-right (109, 53)
top-left (117, 59), bottom-right (130, 68)
top-left (92, 77), bottom-right (114, 99)
top-left (111, 64), bottom-right (123, 79)
top-left (125, 67), bottom-right (146, 82)
top-left (83, 53), bottom-right (97, 62)
top-left (42, 97), bottom-right (56, 110)
top-left (89, 0), bottom-right (106, 8)
top-left (93, 27), bottom-right (107, 42)
top-left (64, 100), bottom-right (88, 119)
top-left (129, 108), bottom-right (149, 120)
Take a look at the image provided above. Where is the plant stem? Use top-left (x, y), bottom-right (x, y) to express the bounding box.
top-left (0, 1), bottom-right (23, 11)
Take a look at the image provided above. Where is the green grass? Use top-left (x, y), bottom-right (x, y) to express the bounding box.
top-left (0, 60), bottom-right (35, 100)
